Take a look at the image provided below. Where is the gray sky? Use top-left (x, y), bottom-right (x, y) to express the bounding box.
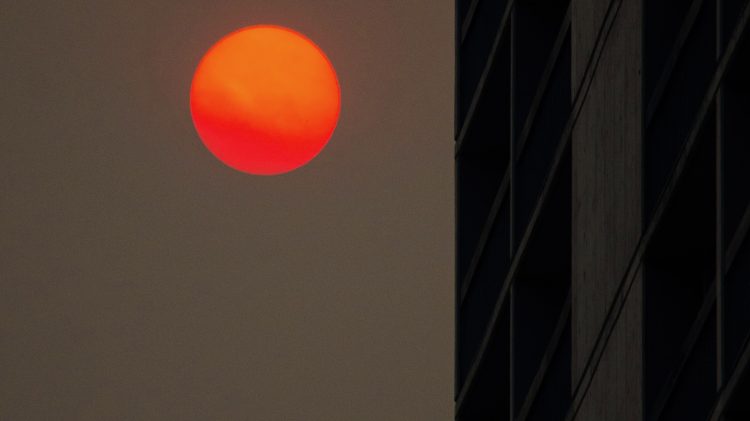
top-left (1, 0), bottom-right (453, 419)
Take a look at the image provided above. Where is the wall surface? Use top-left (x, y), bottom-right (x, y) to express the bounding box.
top-left (572, 0), bottom-right (643, 419)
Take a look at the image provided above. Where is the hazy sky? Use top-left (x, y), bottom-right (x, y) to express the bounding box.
top-left (1, 1), bottom-right (453, 419)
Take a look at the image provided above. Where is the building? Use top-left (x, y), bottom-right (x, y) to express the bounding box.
top-left (454, 0), bottom-right (750, 419)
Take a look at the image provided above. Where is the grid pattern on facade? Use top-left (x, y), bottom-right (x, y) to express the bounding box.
top-left (455, 0), bottom-right (750, 419)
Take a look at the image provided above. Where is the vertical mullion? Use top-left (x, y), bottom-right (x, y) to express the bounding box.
top-left (715, 0), bottom-right (725, 394)
top-left (510, 286), bottom-right (517, 420)
top-left (509, 6), bottom-right (516, 264)
top-left (508, 7), bottom-right (517, 420)
top-left (640, 1), bottom-right (648, 417)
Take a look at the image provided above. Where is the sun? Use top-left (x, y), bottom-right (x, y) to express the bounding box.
top-left (190, 26), bottom-right (341, 175)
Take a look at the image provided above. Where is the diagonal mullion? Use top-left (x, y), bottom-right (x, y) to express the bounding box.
top-left (459, 167), bottom-right (510, 306)
top-left (460, 0), bottom-right (481, 44)
top-left (514, 5), bottom-right (571, 162)
top-left (515, 291), bottom-right (572, 421)
top-left (457, 0), bottom-right (625, 412)
top-left (565, 3), bottom-right (750, 420)
top-left (455, 1), bottom-right (515, 146)
top-left (725, 200), bottom-right (750, 274)
top-left (707, 330), bottom-right (750, 420)
top-left (645, 0), bottom-right (706, 125)
top-left (649, 283), bottom-right (717, 421)
top-left (458, 6), bottom-right (572, 307)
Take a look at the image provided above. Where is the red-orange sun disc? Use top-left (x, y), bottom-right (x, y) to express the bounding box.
top-left (190, 26), bottom-right (341, 175)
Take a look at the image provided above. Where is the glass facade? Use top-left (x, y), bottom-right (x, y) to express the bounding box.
top-left (455, 0), bottom-right (750, 419)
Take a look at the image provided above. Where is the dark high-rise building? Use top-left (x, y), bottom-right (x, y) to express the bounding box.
top-left (454, 0), bottom-right (750, 419)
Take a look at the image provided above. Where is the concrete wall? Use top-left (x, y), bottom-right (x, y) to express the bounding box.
top-left (571, 0), bottom-right (643, 419)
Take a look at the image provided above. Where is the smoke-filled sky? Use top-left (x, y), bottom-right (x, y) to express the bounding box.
top-left (1, 1), bottom-right (453, 419)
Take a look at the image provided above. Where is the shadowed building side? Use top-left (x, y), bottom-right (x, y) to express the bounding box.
top-left (455, 0), bottom-right (750, 419)
top-left (571, 0), bottom-right (642, 419)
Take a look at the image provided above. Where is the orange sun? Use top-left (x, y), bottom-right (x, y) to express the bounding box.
top-left (190, 26), bottom-right (341, 175)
